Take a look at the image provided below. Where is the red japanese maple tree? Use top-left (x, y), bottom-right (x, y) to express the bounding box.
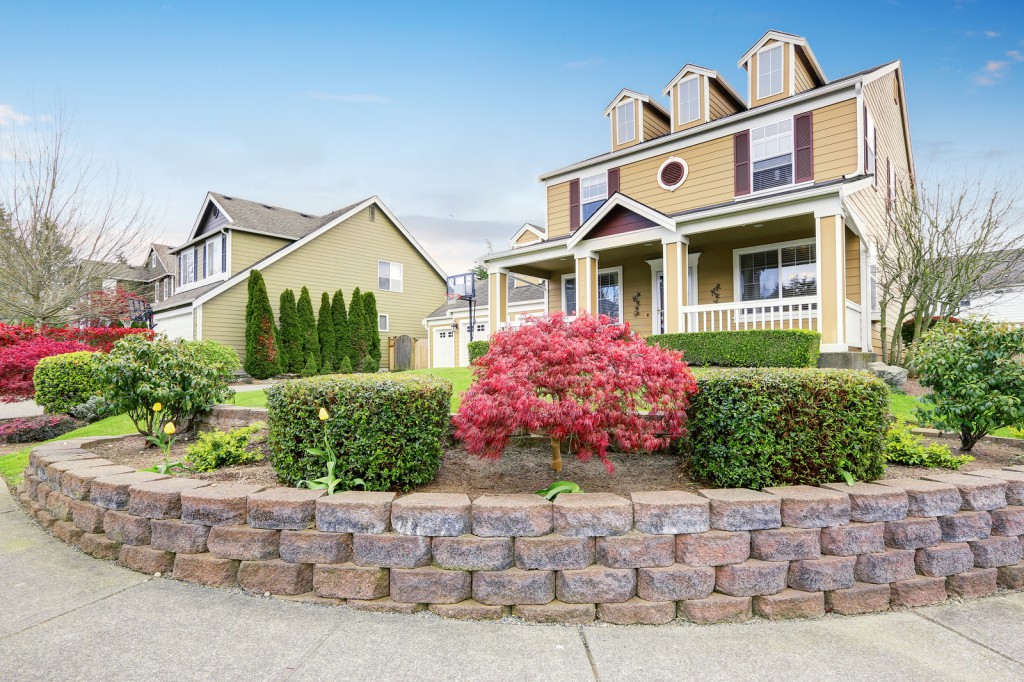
top-left (453, 312), bottom-right (698, 473)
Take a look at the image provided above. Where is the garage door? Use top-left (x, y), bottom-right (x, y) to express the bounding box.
top-left (459, 322), bottom-right (488, 367)
top-left (154, 308), bottom-right (194, 341)
top-left (433, 328), bottom-right (455, 368)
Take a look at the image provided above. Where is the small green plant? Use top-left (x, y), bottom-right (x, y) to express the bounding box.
top-left (535, 480), bottom-right (583, 501)
top-left (301, 352), bottom-right (318, 378)
top-left (184, 422), bottom-right (266, 472)
top-left (883, 419), bottom-right (974, 469)
top-left (33, 351), bottom-right (103, 414)
top-left (142, 409), bottom-right (190, 475)
top-left (298, 408), bottom-right (364, 494)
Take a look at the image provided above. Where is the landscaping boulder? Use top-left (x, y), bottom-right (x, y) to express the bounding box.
top-left (867, 362), bottom-right (908, 387)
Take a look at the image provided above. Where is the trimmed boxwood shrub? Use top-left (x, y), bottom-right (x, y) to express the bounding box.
top-left (648, 329), bottom-right (820, 367)
top-left (33, 351), bottom-right (102, 414)
top-left (684, 368), bottom-right (888, 488)
top-left (266, 373), bottom-right (452, 490)
top-left (467, 340), bottom-right (490, 364)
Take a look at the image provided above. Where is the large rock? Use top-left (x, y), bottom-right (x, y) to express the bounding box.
top-left (867, 362), bottom-right (908, 387)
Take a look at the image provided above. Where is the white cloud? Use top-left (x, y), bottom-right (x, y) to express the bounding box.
top-left (1008, 50), bottom-right (1024, 62)
top-left (973, 58), bottom-right (1015, 85)
top-left (306, 91), bottom-right (389, 103)
top-left (0, 104), bottom-right (31, 127)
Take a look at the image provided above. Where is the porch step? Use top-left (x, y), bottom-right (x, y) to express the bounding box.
top-left (817, 352), bottom-right (875, 370)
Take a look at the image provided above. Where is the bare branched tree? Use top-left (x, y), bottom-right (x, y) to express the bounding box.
top-left (0, 112), bottom-right (154, 328)
top-left (876, 177), bottom-right (1024, 365)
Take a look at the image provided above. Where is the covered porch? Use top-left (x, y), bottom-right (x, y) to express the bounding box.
top-left (485, 193), bottom-right (872, 355)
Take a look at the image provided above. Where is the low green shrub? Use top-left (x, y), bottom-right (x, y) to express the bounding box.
top-left (33, 351), bottom-right (102, 414)
top-left (266, 373), bottom-right (452, 490)
top-left (68, 395), bottom-right (115, 423)
top-left (467, 340), bottom-right (490, 363)
top-left (97, 335), bottom-right (234, 437)
top-left (684, 368), bottom-right (888, 488)
top-left (883, 419), bottom-right (974, 469)
top-left (187, 340), bottom-right (241, 380)
top-left (648, 329), bottom-right (820, 367)
top-left (185, 423), bottom-right (266, 472)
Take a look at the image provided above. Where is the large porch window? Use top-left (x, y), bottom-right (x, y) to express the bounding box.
top-left (561, 267), bottom-right (622, 323)
top-left (737, 240), bottom-right (816, 302)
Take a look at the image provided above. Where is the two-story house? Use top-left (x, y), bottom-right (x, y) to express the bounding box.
top-left (481, 30), bottom-right (913, 362)
top-left (152, 192), bottom-right (447, 368)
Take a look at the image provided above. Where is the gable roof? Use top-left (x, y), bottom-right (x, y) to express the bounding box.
top-left (425, 277), bottom-right (546, 320)
top-left (602, 89), bottom-right (670, 119)
top-left (661, 64), bottom-right (747, 110)
top-left (567, 193), bottom-right (676, 250)
top-left (738, 30), bottom-right (827, 84)
top-left (149, 244), bottom-right (175, 275)
top-left (509, 223), bottom-right (546, 247)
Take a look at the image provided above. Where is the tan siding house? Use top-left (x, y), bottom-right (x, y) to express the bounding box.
top-left (153, 193), bottom-right (446, 369)
top-left (488, 29), bottom-right (913, 362)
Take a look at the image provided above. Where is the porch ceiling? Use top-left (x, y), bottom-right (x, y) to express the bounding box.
top-left (688, 214), bottom-right (816, 249)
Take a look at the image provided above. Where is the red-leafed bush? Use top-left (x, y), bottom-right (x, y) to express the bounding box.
top-left (0, 415), bottom-right (79, 443)
top-left (74, 287), bottom-right (148, 327)
top-left (453, 313), bottom-right (698, 473)
top-left (0, 323), bottom-right (152, 353)
top-left (0, 338), bottom-right (93, 402)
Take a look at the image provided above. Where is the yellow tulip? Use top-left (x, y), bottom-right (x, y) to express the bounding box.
top-left (153, 402), bottom-right (163, 412)
top-left (163, 422), bottom-right (176, 435)
top-left (318, 408), bottom-right (330, 421)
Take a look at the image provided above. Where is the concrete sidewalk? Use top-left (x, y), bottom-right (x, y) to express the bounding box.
top-left (1, 483), bottom-right (1022, 682)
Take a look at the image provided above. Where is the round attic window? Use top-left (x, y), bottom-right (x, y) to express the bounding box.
top-left (658, 157), bottom-right (688, 191)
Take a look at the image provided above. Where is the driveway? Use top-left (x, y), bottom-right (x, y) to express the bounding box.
top-left (1, 482), bottom-right (1022, 681)
top-left (0, 400), bottom-right (44, 420)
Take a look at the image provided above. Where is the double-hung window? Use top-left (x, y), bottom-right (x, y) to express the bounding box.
top-left (751, 119), bottom-right (794, 192)
top-left (739, 242), bottom-right (817, 302)
top-left (757, 43), bottom-right (784, 98)
top-left (678, 77), bottom-right (700, 124)
top-left (378, 261), bottom-right (403, 292)
top-left (378, 314), bottom-right (389, 332)
top-left (206, 237), bottom-right (220, 277)
top-left (562, 275), bottom-right (578, 316)
top-left (580, 173), bottom-right (607, 223)
top-left (561, 269), bottom-right (622, 323)
top-left (615, 101), bottom-right (635, 145)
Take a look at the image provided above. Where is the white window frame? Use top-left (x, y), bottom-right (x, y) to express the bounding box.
top-left (615, 100), bottom-right (635, 145)
top-left (748, 116), bottom-right (796, 195)
top-left (677, 76), bottom-right (700, 125)
top-left (378, 313), bottom-right (389, 332)
top-left (163, 278), bottom-right (170, 299)
top-left (378, 260), bottom-right (404, 292)
top-left (596, 266), bottom-right (625, 324)
top-left (866, 109), bottom-right (877, 178)
top-left (757, 43), bottom-right (784, 99)
top-left (561, 273), bottom-right (578, 317)
top-left (580, 172), bottom-right (608, 224)
top-left (732, 238), bottom-right (818, 304)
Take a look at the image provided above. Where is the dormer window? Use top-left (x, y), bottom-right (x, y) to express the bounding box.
top-left (757, 43), bottom-right (784, 98)
top-left (678, 77), bottom-right (700, 124)
top-left (615, 101), bottom-right (635, 144)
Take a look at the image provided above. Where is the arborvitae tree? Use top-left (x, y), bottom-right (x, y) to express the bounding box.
top-left (300, 352), bottom-right (318, 377)
top-left (331, 289), bottom-right (349, 369)
top-left (243, 270), bottom-right (281, 379)
top-left (296, 286), bottom-right (320, 369)
top-left (337, 355), bottom-right (353, 374)
top-left (347, 287), bottom-right (367, 368)
top-left (362, 291), bottom-right (382, 369)
top-left (278, 289), bottom-right (302, 373)
top-left (317, 292), bottom-right (336, 372)
top-left (361, 353), bottom-right (377, 373)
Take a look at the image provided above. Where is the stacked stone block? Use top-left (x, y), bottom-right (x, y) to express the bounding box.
top-left (17, 441), bottom-right (1024, 625)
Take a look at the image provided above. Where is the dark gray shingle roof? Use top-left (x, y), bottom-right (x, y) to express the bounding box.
top-left (426, 279), bottom-right (546, 319)
top-left (210, 192), bottom-right (325, 240)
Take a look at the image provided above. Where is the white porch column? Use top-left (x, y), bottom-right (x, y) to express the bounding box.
top-left (661, 235), bottom-right (688, 334)
top-left (815, 213), bottom-right (847, 352)
top-left (487, 268), bottom-right (508, 331)
top-left (574, 253), bottom-right (598, 314)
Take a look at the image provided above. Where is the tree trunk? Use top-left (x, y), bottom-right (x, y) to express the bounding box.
top-left (550, 438), bottom-right (562, 473)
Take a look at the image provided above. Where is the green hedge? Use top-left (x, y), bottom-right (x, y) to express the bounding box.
top-left (33, 351), bottom-right (102, 414)
top-left (266, 373), bottom-right (452, 490)
top-left (467, 340), bottom-right (490, 364)
top-left (648, 329), bottom-right (820, 367)
top-left (685, 368), bottom-right (888, 488)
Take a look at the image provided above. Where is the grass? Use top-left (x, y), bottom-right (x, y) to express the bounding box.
top-left (0, 413), bottom-right (137, 487)
top-left (406, 367), bottom-right (472, 411)
top-left (887, 391), bottom-right (1020, 439)
top-left (232, 389), bottom-right (268, 408)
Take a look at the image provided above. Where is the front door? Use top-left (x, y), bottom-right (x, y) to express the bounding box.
top-left (654, 271), bottom-right (665, 334)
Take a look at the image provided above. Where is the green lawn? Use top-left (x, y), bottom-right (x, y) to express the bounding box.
top-left (232, 389), bottom-right (268, 408)
top-left (887, 391), bottom-right (1019, 438)
top-left (0, 413), bottom-right (138, 486)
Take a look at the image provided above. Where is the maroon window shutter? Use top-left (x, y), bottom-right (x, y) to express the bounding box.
top-left (569, 179), bottom-right (581, 230)
top-left (794, 112), bottom-right (813, 183)
top-left (607, 167), bottom-right (620, 196)
top-left (733, 130), bottom-right (750, 196)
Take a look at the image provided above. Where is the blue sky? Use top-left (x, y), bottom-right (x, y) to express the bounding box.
top-left (1, 0), bottom-right (1022, 273)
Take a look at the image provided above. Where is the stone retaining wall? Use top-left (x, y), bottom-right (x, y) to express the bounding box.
top-left (15, 438), bottom-right (1024, 625)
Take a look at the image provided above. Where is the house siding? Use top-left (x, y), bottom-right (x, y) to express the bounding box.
top-left (200, 206), bottom-right (445, 366)
top-left (515, 231), bottom-right (543, 247)
top-left (547, 181), bottom-right (573, 238)
top-left (812, 99), bottom-right (859, 182)
top-left (229, 231), bottom-right (290, 276)
top-left (793, 49), bottom-right (816, 94)
top-left (708, 80), bottom-right (741, 121)
top-left (643, 103), bottom-right (671, 140)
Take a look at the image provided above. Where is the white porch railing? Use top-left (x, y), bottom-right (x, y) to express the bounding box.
top-left (846, 300), bottom-right (863, 349)
top-left (681, 296), bottom-right (818, 333)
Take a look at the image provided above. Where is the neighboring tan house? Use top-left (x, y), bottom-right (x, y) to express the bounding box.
top-left (423, 272), bottom-right (546, 368)
top-left (152, 192), bottom-right (446, 368)
top-left (481, 30), bottom-right (914, 361)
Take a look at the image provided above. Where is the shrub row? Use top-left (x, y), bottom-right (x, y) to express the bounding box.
top-left (267, 373), bottom-right (452, 491)
top-left (684, 368), bottom-right (889, 488)
top-left (648, 329), bottom-right (820, 367)
top-left (467, 340), bottom-right (490, 363)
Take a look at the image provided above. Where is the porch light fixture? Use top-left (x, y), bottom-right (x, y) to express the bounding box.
top-left (657, 156), bottom-right (688, 191)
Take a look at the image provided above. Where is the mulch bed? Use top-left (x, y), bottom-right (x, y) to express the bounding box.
top-left (80, 432), bottom-right (1023, 499)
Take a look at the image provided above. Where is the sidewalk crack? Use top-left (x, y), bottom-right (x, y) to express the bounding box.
top-left (913, 610), bottom-right (1024, 668)
top-left (577, 626), bottom-right (601, 682)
